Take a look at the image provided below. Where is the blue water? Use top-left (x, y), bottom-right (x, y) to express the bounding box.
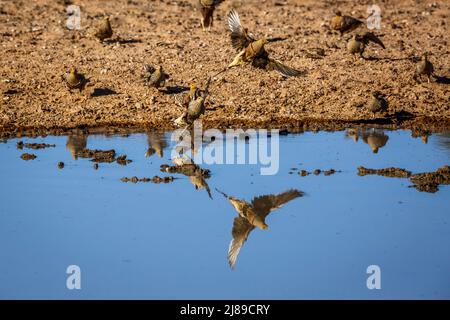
top-left (0, 129), bottom-right (448, 299)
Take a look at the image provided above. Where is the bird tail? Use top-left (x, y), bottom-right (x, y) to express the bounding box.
top-left (204, 76), bottom-right (212, 95)
top-left (215, 188), bottom-right (229, 199)
top-left (212, 67), bottom-right (229, 78)
top-left (268, 58), bottom-right (305, 77)
top-left (267, 37), bottom-right (287, 44)
top-left (363, 32), bottom-right (385, 49)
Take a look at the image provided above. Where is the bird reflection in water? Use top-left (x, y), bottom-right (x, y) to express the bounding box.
top-left (216, 188), bottom-right (304, 269)
top-left (346, 128), bottom-right (389, 153)
top-left (66, 133), bottom-right (88, 160)
top-left (146, 131), bottom-right (167, 158)
top-left (161, 154), bottom-right (212, 199)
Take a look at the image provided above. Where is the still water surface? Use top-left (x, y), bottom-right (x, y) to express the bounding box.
top-left (0, 129), bottom-right (449, 299)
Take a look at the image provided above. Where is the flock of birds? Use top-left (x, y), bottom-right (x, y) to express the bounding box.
top-left (58, 1), bottom-right (441, 268)
top-left (61, 1), bottom-right (437, 128)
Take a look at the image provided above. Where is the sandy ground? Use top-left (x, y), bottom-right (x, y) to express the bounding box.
top-left (0, 0), bottom-right (449, 137)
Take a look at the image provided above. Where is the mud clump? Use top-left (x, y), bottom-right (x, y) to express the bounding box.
top-left (410, 165), bottom-right (450, 193)
top-left (299, 170), bottom-right (310, 177)
top-left (152, 176), bottom-right (174, 184)
top-left (357, 167), bottom-right (412, 178)
top-left (77, 149), bottom-right (116, 163)
top-left (160, 164), bottom-right (211, 177)
top-left (20, 153), bottom-right (37, 160)
top-left (299, 169), bottom-right (339, 177)
top-left (116, 155), bottom-right (132, 166)
top-left (16, 141), bottom-right (55, 150)
top-left (121, 176), bottom-right (174, 184)
top-left (58, 162), bottom-right (64, 169)
top-left (357, 165), bottom-right (450, 193)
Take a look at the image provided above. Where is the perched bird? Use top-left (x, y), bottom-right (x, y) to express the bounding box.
top-left (66, 133), bottom-right (87, 160)
top-left (362, 129), bottom-right (389, 153)
top-left (330, 11), bottom-right (363, 36)
top-left (89, 16), bottom-right (113, 42)
top-left (61, 68), bottom-right (89, 93)
top-left (367, 91), bottom-right (388, 113)
top-left (198, 0), bottom-right (224, 31)
top-left (216, 188), bottom-right (303, 269)
top-left (415, 53), bottom-right (434, 83)
top-left (174, 78), bottom-right (211, 127)
top-left (347, 32), bottom-right (385, 58)
top-left (142, 65), bottom-right (169, 88)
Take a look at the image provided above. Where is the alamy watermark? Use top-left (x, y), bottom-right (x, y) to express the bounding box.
top-left (171, 121), bottom-right (280, 175)
top-left (66, 5), bottom-right (81, 30)
top-left (66, 265), bottom-right (81, 290)
top-left (367, 5), bottom-right (382, 30)
top-left (366, 265), bottom-right (381, 290)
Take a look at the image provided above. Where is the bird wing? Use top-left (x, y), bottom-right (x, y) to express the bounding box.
top-left (363, 32), bottom-right (385, 49)
top-left (343, 15), bottom-right (363, 29)
top-left (228, 216), bottom-right (255, 269)
top-left (173, 91), bottom-right (190, 108)
top-left (227, 9), bottom-right (255, 51)
top-left (251, 189), bottom-right (304, 220)
top-left (189, 174), bottom-right (212, 199)
top-left (268, 59), bottom-right (305, 77)
top-left (187, 95), bottom-right (205, 117)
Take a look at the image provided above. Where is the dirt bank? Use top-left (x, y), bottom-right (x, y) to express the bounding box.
top-left (1, 0), bottom-right (449, 137)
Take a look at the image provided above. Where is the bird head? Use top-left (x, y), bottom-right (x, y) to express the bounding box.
top-left (334, 10), bottom-right (342, 16)
top-left (372, 91), bottom-right (381, 98)
top-left (189, 83), bottom-right (197, 93)
top-left (104, 16), bottom-right (110, 22)
top-left (260, 38), bottom-right (269, 45)
top-left (69, 68), bottom-right (77, 75)
top-left (254, 219), bottom-right (269, 230)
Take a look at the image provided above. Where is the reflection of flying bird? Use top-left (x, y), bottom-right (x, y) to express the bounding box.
top-left (225, 9), bottom-right (303, 78)
top-left (216, 188), bottom-right (303, 269)
top-left (362, 129), bottom-right (389, 153)
top-left (146, 131), bottom-right (167, 158)
top-left (169, 155), bottom-right (212, 199)
top-left (66, 134), bottom-right (87, 160)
